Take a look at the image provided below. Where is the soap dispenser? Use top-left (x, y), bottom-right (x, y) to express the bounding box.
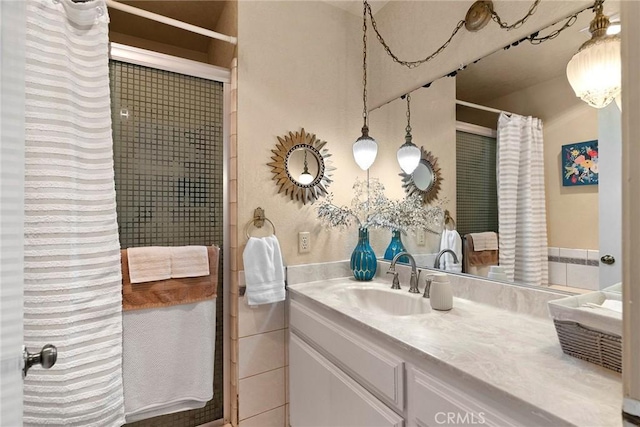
top-left (428, 273), bottom-right (453, 311)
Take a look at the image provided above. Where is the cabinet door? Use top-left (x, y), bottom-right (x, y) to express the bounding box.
top-left (290, 333), bottom-right (404, 427)
top-left (407, 366), bottom-right (520, 427)
top-left (290, 300), bottom-right (404, 410)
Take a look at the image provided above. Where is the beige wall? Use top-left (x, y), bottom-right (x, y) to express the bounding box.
top-left (368, 1), bottom-right (592, 109)
top-left (486, 75), bottom-right (599, 250)
top-left (238, 1), bottom-right (373, 267)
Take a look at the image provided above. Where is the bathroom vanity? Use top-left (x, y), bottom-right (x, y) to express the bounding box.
top-left (288, 272), bottom-right (621, 427)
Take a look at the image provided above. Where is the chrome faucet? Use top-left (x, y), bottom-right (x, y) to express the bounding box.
top-left (389, 251), bottom-right (421, 293)
top-left (434, 249), bottom-right (459, 269)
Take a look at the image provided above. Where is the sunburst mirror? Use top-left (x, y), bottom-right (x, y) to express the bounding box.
top-left (400, 147), bottom-right (443, 204)
top-left (268, 129), bottom-right (334, 205)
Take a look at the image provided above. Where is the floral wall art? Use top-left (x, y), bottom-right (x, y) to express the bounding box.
top-left (562, 140), bottom-right (598, 186)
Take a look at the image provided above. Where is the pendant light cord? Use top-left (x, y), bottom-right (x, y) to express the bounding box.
top-left (303, 149), bottom-right (309, 172)
top-left (405, 94), bottom-right (412, 135)
top-left (490, 0), bottom-right (541, 30)
top-left (362, 0), bottom-right (369, 127)
top-left (364, 0), bottom-right (593, 70)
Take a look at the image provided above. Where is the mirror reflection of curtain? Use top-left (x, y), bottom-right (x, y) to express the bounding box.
top-left (497, 113), bottom-right (549, 286)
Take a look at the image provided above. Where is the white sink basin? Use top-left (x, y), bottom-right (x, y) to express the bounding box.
top-left (333, 285), bottom-right (430, 316)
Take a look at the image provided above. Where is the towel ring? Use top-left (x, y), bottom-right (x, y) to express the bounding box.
top-left (245, 207), bottom-right (276, 240)
top-left (444, 210), bottom-right (456, 230)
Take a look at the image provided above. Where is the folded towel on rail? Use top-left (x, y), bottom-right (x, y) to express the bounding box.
top-left (127, 246), bottom-right (172, 283)
top-left (127, 245), bottom-right (211, 283)
top-left (463, 234), bottom-right (499, 269)
top-left (121, 246), bottom-right (219, 311)
top-left (467, 232), bottom-right (499, 251)
top-left (243, 235), bottom-right (286, 306)
top-left (171, 246), bottom-right (210, 278)
top-left (439, 229), bottom-right (463, 272)
top-left (123, 299), bottom-right (216, 423)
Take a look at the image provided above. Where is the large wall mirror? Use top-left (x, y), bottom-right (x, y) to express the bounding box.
top-left (373, 2), bottom-right (621, 295)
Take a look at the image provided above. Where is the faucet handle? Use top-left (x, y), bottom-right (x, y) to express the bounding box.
top-left (387, 270), bottom-right (401, 290)
top-left (423, 277), bottom-right (432, 299)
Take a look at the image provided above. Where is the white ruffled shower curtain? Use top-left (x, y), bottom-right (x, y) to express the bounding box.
top-left (497, 113), bottom-right (549, 287)
top-left (23, 0), bottom-right (125, 425)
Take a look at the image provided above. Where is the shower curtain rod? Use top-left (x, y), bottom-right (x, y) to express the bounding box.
top-left (456, 100), bottom-right (513, 116)
top-left (105, 0), bottom-right (238, 45)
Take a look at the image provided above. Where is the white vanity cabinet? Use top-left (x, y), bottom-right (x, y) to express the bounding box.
top-left (289, 296), bottom-right (567, 427)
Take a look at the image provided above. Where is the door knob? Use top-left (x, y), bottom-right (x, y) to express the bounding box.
top-left (23, 344), bottom-right (57, 378)
top-left (601, 255), bottom-right (615, 265)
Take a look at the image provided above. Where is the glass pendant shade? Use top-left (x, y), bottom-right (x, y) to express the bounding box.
top-left (298, 171), bottom-right (314, 185)
top-left (397, 137), bottom-right (421, 174)
top-left (615, 94), bottom-right (622, 111)
top-left (566, 37), bottom-right (621, 108)
top-left (353, 126), bottom-right (378, 170)
top-left (566, 6), bottom-right (621, 109)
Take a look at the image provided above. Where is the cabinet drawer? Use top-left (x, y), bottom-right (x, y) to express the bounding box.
top-left (290, 300), bottom-right (404, 410)
top-left (290, 334), bottom-right (404, 427)
top-left (408, 366), bottom-right (521, 427)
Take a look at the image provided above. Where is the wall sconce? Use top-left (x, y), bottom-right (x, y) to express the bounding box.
top-left (566, 1), bottom-right (621, 109)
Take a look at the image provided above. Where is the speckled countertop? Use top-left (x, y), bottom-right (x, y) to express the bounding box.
top-left (288, 277), bottom-right (622, 427)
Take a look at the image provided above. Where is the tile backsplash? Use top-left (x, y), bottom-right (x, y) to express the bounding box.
top-left (547, 247), bottom-right (600, 290)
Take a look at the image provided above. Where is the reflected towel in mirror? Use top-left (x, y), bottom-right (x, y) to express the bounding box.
top-left (468, 232), bottom-right (498, 251)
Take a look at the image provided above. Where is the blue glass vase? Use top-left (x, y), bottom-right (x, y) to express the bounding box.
top-left (384, 230), bottom-right (409, 263)
top-left (350, 227), bottom-right (377, 281)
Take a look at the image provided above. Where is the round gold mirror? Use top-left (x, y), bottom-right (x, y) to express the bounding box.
top-left (399, 147), bottom-right (442, 204)
top-left (268, 129), bottom-right (334, 204)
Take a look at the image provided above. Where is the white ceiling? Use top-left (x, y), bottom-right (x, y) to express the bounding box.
top-left (457, 1), bottom-right (620, 104)
top-left (325, 0), bottom-right (390, 17)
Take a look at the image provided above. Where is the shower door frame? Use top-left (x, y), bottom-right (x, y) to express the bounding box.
top-left (109, 42), bottom-right (232, 426)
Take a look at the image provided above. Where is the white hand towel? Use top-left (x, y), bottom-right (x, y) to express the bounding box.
top-left (127, 246), bottom-right (172, 283)
top-left (123, 299), bottom-right (216, 422)
top-left (243, 235), bottom-right (286, 306)
top-left (171, 246), bottom-right (210, 278)
top-left (468, 232), bottom-right (498, 251)
top-left (439, 230), bottom-right (463, 272)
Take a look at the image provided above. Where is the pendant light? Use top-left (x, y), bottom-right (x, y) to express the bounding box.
top-left (397, 94), bottom-right (421, 174)
top-left (566, 0), bottom-right (621, 109)
top-left (298, 149), bottom-right (314, 185)
top-left (352, 1), bottom-right (378, 171)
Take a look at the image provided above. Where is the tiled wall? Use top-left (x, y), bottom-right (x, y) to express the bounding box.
top-left (237, 272), bottom-right (288, 426)
top-left (548, 247), bottom-right (600, 291)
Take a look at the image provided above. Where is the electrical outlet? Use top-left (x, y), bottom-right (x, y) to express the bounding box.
top-left (417, 230), bottom-right (426, 246)
top-left (299, 232), bottom-right (311, 253)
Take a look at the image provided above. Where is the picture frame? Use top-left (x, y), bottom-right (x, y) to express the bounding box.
top-left (562, 140), bottom-right (598, 186)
